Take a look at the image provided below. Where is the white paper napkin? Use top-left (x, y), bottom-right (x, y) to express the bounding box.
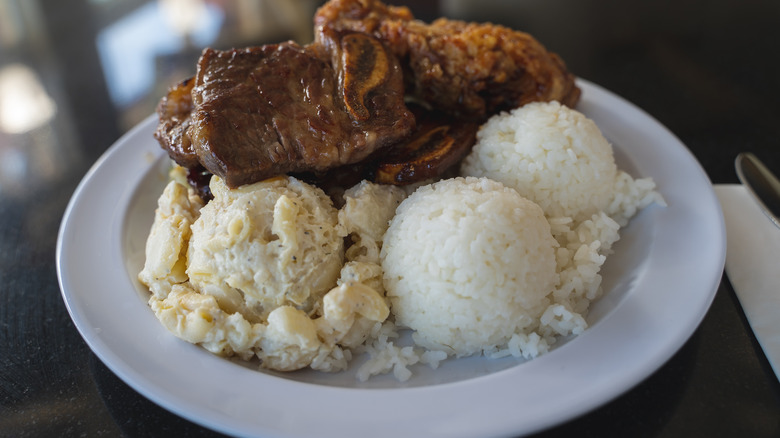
top-left (716, 184), bottom-right (780, 379)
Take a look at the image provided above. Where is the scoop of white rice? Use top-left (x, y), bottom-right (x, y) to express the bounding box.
top-left (461, 101), bottom-right (617, 222)
top-left (380, 177), bottom-right (558, 357)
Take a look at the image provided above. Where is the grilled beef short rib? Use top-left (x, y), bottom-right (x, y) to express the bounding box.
top-left (159, 33), bottom-right (414, 189)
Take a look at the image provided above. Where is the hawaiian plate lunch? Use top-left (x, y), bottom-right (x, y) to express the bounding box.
top-left (135, 0), bottom-right (665, 381)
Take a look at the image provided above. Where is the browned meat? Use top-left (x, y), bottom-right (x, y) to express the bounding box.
top-left (153, 77), bottom-right (199, 168)
top-left (314, 0), bottom-right (581, 120)
top-left (187, 37), bottom-right (414, 188)
top-left (298, 103), bottom-right (478, 189)
top-left (372, 104), bottom-right (479, 184)
top-left (166, 34), bottom-right (413, 188)
top-left (154, 0), bottom-right (582, 192)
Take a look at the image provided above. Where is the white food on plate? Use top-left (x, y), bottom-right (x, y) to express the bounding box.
top-left (381, 177), bottom-right (558, 356)
top-left (462, 101), bottom-right (618, 222)
top-left (140, 175), bottom-right (401, 372)
top-left (186, 176), bottom-right (343, 322)
top-left (138, 178), bottom-right (203, 299)
top-left (138, 101), bottom-right (665, 380)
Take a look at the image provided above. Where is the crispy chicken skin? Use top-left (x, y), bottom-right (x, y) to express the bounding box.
top-left (315, 0), bottom-right (580, 120)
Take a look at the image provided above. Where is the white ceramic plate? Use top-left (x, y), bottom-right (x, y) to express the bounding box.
top-left (57, 80), bottom-right (726, 438)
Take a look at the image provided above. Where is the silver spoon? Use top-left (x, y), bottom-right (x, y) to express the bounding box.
top-left (735, 152), bottom-right (780, 229)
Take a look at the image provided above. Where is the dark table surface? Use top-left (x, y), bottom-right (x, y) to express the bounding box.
top-left (2, 0), bottom-right (780, 436)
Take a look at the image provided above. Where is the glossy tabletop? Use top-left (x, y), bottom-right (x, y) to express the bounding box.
top-left (1, 0), bottom-right (779, 436)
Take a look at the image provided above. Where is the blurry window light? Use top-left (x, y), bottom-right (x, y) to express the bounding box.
top-left (0, 0), bottom-right (48, 51)
top-left (0, 0), bottom-right (22, 48)
top-left (159, 0), bottom-right (209, 37)
top-left (95, 1), bottom-right (223, 108)
top-left (0, 63), bottom-right (57, 134)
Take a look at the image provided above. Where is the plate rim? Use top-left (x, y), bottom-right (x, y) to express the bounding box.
top-left (56, 79), bottom-right (726, 438)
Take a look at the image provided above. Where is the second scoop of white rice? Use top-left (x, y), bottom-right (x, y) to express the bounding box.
top-left (461, 101), bottom-right (618, 223)
top-left (380, 177), bottom-right (558, 357)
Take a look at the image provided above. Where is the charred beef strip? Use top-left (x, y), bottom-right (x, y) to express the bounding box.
top-left (371, 103), bottom-right (479, 185)
top-left (298, 103), bottom-right (479, 189)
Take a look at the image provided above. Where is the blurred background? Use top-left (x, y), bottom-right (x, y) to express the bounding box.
top-left (0, 0), bottom-right (317, 200)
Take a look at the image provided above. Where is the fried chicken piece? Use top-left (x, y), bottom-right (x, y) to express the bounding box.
top-left (315, 0), bottom-right (581, 120)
